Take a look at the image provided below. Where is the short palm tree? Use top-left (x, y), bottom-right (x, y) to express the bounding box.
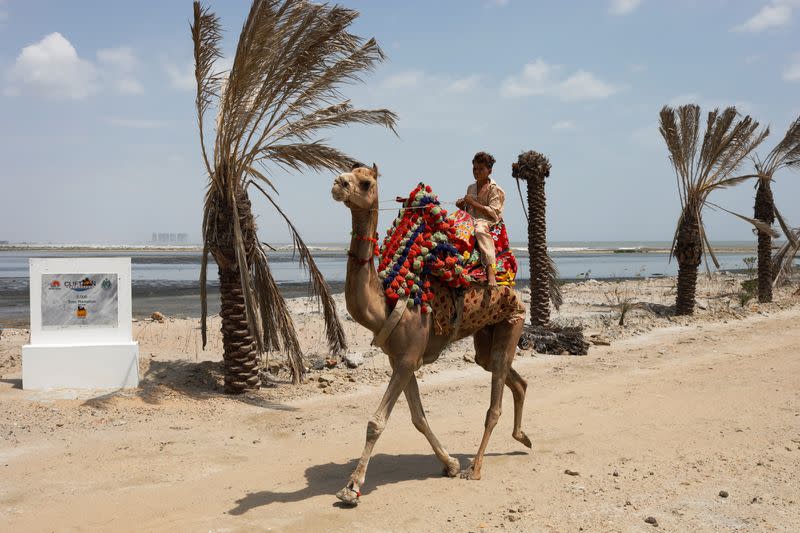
top-left (659, 104), bottom-right (770, 315)
top-left (191, 0), bottom-right (397, 392)
top-left (511, 150), bottom-right (561, 327)
top-left (749, 116), bottom-right (800, 302)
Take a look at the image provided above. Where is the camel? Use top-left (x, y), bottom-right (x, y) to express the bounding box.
top-left (330, 164), bottom-right (531, 506)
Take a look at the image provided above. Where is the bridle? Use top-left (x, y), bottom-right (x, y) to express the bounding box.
top-left (348, 231), bottom-right (379, 265)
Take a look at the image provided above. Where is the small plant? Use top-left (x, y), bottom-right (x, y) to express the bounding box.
top-left (738, 278), bottom-right (757, 307)
top-left (605, 285), bottom-right (638, 326)
top-left (743, 256), bottom-right (756, 278)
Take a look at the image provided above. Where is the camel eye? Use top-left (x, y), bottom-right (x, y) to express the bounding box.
top-left (359, 180), bottom-right (371, 191)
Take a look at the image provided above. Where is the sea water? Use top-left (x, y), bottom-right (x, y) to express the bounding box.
top-left (0, 243), bottom-right (777, 325)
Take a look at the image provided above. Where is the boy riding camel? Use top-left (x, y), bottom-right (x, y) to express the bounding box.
top-left (456, 151), bottom-right (505, 286)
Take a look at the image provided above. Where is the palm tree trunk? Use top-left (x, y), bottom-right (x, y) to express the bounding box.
top-left (219, 267), bottom-right (260, 393)
top-left (674, 209), bottom-right (702, 315)
top-left (527, 173), bottom-right (549, 327)
top-left (754, 179), bottom-right (775, 303)
top-left (210, 184), bottom-right (261, 394)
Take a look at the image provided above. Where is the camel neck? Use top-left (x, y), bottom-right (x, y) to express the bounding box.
top-left (345, 206), bottom-right (386, 332)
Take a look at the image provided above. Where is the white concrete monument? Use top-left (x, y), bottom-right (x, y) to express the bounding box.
top-left (22, 257), bottom-right (140, 390)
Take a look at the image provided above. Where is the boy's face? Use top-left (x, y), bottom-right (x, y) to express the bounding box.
top-left (472, 162), bottom-right (491, 182)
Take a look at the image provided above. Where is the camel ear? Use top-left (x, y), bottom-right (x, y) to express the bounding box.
top-left (372, 163), bottom-right (379, 179)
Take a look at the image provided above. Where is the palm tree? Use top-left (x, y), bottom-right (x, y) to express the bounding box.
top-left (511, 151), bottom-right (561, 327)
top-left (659, 104), bottom-right (770, 315)
top-left (191, 0), bottom-right (397, 392)
top-left (749, 116), bottom-right (800, 302)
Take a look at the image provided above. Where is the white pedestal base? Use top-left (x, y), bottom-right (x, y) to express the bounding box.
top-left (22, 342), bottom-right (140, 390)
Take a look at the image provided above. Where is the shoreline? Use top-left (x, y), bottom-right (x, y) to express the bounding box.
top-left (0, 242), bottom-right (764, 255)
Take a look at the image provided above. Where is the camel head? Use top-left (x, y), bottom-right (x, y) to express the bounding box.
top-left (331, 163), bottom-right (379, 211)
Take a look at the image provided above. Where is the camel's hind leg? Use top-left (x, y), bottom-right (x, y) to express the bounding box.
top-left (473, 326), bottom-right (532, 449)
top-left (336, 363), bottom-right (413, 505)
top-left (463, 318), bottom-right (525, 480)
top-left (506, 367), bottom-right (532, 448)
top-left (404, 375), bottom-right (461, 477)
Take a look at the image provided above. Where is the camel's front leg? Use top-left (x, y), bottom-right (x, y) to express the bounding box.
top-left (404, 375), bottom-right (460, 477)
top-left (336, 364), bottom-right (413, 505)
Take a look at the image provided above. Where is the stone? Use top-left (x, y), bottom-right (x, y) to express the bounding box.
top-left (343, 352), bottom-right (364, 368)
top-left (644, 516), bottom-right (658, 526)
top-left (590, 336), bottom-right (611, 346)
top-left (151, 311), bottom-right (165, 322)
top-left (719, 490), bottom-right (729, 498)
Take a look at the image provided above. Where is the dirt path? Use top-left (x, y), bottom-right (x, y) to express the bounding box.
top-left (2, 309), bottom-right (799, 532)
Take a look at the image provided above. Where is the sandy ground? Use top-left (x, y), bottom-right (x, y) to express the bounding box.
top-left (1, 275), bottom-right (799, 532)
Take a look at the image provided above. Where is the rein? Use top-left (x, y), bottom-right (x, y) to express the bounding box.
top-left (348, 231), bottom-right (379, 265)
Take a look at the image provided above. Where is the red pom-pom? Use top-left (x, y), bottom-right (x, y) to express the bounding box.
top-left (399, 267), bottom-right (408, 276)
top-left (391, 280), bottom-right (399, 289)
top-left (425, 185), bottom-right (432, 192)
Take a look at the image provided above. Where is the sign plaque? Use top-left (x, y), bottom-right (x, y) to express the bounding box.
top-left (22, 258), bottom-right (139, 390)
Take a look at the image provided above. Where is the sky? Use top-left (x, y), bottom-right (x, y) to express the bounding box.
top-left (0, 0), bottom-right (799, 245)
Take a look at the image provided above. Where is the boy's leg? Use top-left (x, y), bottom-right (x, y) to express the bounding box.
top-left (474, 223), bottom-right (497, 286)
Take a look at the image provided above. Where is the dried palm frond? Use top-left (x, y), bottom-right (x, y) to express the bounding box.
top-left (759, 116), bottom-right (800, 176)
top-left (546, 254), bottom-right (563, 310)
top-left (249, 180), bottom-right (347, 354)
top-left (192, 0), bottom-right (397, 383)
top-left (659, 104), bottom-right (769, 262)
top-left (772, 226), bottom-right (800, 287)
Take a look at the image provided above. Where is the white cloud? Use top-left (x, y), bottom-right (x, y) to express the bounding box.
top-left (97, 47), bottom-right (137, 71)
top-left (500, 59), bottom-right (620, 101)
top-left (559, 71), bottom-right (619, 100)
top-left (106, 117), bottom-right (168, 129)
top-left (784, 55), bottom-right (800, 81)
top-left (165, 62), bottom-right (195, 91)
top-left (164, 56), bottom-right (232, 92)
top-left (733, 2), bottom-right (794, 33)
top-left (667, 93), bottom-right (754, 114)
top-left (445, 74), bottom-right (481, 93)
top-left (379, 70), bottom-right (481, 95)
top-left (4, 34), bottom-right (144, 99)
top-left (552, 120), bottom-right (575, 131)
top-left (381, 70), bottom-right (424, 90)
top-left (97, 46), bottom-right (143, 94)
top-left (609, 0), bottom-right (642, 16)
top-left (5, 32), bottom-right (97, 99)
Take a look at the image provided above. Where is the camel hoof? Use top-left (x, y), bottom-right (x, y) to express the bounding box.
top-left (335, 486), bottom-right (360, 506)
top-left (442, 457), bottom-right (460, 477)
top-left (514, 431), bottom-right (532, 449)
top-left (460, 463), bottom-right (481, 480)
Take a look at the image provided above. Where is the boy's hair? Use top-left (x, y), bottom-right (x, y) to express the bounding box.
top-left (472, 151), bottom-right (496, 169)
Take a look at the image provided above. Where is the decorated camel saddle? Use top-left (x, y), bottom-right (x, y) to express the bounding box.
top-left (377, 183), bottom-right (523, 338)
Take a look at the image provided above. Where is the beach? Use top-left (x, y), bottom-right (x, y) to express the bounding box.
top-left (1, 273), bottom-right (799, 531)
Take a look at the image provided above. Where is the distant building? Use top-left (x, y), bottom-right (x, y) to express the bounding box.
top-left (151, 233), bottom-right (189, 244)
